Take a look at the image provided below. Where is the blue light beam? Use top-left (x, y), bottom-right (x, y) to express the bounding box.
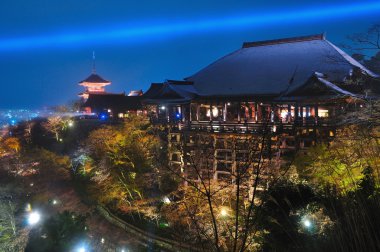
top-left (1, 1), bottom-right (380, 51)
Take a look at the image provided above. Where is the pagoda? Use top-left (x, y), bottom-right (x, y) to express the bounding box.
top-left (78, 72), bottom-right (111, 100)
top-left (78, 53), bottom-right (111, 100)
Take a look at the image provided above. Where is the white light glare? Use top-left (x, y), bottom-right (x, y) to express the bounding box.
top-left (28, 211), bottom-right (41, 225)
top-left (220, 208), bottom-right (228, 217)
top-left (303, 219), bottom-right (312, 228)
top-left (163, 196), bottom-right (171, 204)
top-left (78, 248), bottom-right (86, 252)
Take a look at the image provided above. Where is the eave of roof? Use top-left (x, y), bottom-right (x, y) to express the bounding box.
top-left (79, 73), bottom-right (111, 84)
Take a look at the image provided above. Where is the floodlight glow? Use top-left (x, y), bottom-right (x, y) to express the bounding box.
top-left (28, 211), bottom-right (41, 225)
top-left (303, 219), bottom-right (312, 228)
top-left (163, 196), bottom-right (171, 204)
top-left (25, 203), bottom-right (32, 212)
top-left (220, 207), bottom-right (229, 217)
top-left (1, 2), bottom-right (380, 51)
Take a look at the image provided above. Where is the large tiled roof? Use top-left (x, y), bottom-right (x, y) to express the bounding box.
top-left (185, 34), bottom-right (378, 97)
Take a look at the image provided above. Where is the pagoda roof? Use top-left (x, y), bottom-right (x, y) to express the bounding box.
top-left (185, 34), bottom-right (378, 97)
top-left (79, 73), bottom-right (111, 84)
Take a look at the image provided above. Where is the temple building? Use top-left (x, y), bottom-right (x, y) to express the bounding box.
top-left (143, 34), bottom-right (380, 182)
top-left (83, 92), bottom-right (143, 118)
top-left (78, 72), bottom-right (111, 101)
top-left (78, 68), bottom-right (143, 117)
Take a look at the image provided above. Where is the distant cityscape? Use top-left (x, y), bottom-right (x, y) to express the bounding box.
top-left (0, 109), bottom-right (71, 128)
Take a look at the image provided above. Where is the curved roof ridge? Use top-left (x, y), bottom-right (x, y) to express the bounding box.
top-left (242, 34), bottom-right (325, 48)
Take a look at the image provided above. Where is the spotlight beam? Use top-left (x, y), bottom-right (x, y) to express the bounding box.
top-left (1, 2), bottom-right (380, 51)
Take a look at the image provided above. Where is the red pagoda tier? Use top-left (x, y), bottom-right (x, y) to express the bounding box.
top-left (78, 73), bottom-right (111, 100)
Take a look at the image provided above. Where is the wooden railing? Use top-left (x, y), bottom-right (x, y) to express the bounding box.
top-left (152, 116), bottom-right (336, 133)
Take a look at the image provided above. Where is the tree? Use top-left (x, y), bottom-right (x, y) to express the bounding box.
top-left (293, 107), bottom-right (380, 193)
top-left (160, 121), bottom-right (287, 251)
top-left (42, 116), bottom-right (71, 142)
top-left (344, 24), bottom-right (380, 75)
top-left (0, 137), bottom-right (21, 155)
top-left (0, 199), bottom-right (17, 251)
top-left (348, 24), bottom-right (380, 51)
top-left (84, 115), bottom-right (161, 207)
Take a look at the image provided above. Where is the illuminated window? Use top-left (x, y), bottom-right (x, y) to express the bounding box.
top-left (318, 108), bottom-right (329, 117)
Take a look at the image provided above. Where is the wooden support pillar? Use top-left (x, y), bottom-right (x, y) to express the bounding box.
top-left (196, 104), bottom-right (200, 121)
top-left (270, 104), bottom-right (275, 123)
top-left (287, 104), bottom-right (291, 123)
top-left (223, 102), bottom-right (227, 122)
top-left (255, 102), bottom-right (258, 122)
top-left (209, 103), bottom-right (213, 122)
top-left (294, 104), bottom-right (299, 124)
top-left (165, 105), bottom-right (169, 122)
top-left (300, 105), bottom-right (304, 126)
top-left (314, 105), bottom-right (318, 125)
top-left (237, 101), bottom-right (241, 122)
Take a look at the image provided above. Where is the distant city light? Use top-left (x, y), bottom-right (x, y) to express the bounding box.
top-left (28, 211), bottom-right (41, 225)
top-left (175, 113), bottom-right (181, 119)
top-left (68, 121), bottom-right (74, 127)
top-left (101, 238), bottom-right (105, 244)
top-left (161, 106), bottom-right (166, 110)
top-left (52, 199), bottom-right (58, 205)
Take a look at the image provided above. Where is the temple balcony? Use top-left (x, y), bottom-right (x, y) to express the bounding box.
top-left (162, 117), bottom-right (336, 134)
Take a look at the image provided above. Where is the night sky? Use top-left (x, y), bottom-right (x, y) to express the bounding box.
top-left (0, 0), bottom-right (379, 109)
